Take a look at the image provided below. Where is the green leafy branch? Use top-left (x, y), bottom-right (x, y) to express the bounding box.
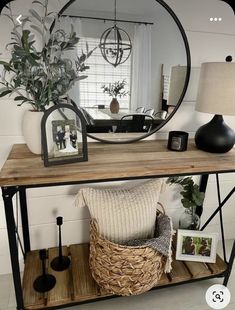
top-left (0, 0), bottom-right (93, 111)
top-left (166, 176), bottom-right (205, 209)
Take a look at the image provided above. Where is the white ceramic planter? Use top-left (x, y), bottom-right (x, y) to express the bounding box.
top-left (22, 110), bottom-right (44, 154)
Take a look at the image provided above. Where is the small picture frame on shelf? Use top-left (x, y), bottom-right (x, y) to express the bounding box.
top-left (176, 229), bottom-right (218, 263)
top-left (41, 103), bottom-right (88, 167)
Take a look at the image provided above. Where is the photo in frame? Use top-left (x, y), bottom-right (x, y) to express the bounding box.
top-left (176, 229), bottom-right (218, 263)
top-left (41, 104), bottom-right (88, 167)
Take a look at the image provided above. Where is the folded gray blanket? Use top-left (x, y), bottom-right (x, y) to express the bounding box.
top-left (125, 213), bottom-right (174, 273)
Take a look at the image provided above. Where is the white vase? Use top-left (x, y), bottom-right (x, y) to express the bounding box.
top-left (179, 206), bottom-right (200, 230)
top-left (22, 110), bottom-right (44, 155)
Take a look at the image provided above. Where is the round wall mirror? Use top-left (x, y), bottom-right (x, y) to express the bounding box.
top-left (57, 0), bottom-right (191, 143)
top-left (0, 0), bottom-right (190, 144)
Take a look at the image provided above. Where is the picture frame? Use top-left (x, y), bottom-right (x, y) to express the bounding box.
top-left (41, 103), bottom-right (88, 167)
top-left (176, 229), bottom-right (218, 263)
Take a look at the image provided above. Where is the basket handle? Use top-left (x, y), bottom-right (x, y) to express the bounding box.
top-left (157, 202), bottom-right (165, 214)
top-left (90, 218), bottom-right (100, 234)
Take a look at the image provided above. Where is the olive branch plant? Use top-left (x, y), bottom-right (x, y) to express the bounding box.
top-left (0, 0), bottom-right (94, 111)
top-left (167, 176), bottom-right (205, 210)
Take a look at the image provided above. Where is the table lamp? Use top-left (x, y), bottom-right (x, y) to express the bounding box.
top-left (195, 58), bottom-right (235, 153)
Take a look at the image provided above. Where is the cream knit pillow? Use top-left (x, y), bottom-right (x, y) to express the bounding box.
top-left (75, 179), bottom-right (164, 244)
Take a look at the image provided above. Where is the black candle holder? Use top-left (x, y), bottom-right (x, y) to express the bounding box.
top-left (50, 217), bottom-right (70, 272)
top-left (33, 249), bottom-right (56, 293)
top-left (167, 131), bottom-right (189, 151)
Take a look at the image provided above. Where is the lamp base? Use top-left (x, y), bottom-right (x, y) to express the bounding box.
top-left (195, 115), bottom-right (235, 153)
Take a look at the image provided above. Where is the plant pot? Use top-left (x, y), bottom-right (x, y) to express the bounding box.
top-left (110, 98), bottom-right (119, 114)
top-left (22, 110), bottom-right (44, 154)
top-left (179, 207), bottom-right (200, 230)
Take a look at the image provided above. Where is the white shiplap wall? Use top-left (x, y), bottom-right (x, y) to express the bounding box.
top-left (0, 0), bottom-right (235, 274)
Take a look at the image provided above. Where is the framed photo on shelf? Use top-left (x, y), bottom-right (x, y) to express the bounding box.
top-left (41, 103), bottom-right (88, 167)
top-left (176, 229), bottom-right (218, 263)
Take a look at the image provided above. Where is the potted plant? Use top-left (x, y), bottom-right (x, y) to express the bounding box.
top-left (167, 176), bottom-right (205, 230)
top-left (101, 79), bottom-right (129, 113)
top-left (0, 0), bottom-right (92, 154)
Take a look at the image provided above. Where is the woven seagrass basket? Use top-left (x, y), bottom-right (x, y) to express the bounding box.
top-left (89, 218), bottom-right (167, 296)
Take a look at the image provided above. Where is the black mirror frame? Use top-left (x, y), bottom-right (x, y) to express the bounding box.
top-left (1, 1), bottom-right (235, 15)
top-left (41, 103), bottom-right (88, 167)
top-left (53, 0), bottom-right (191, 144)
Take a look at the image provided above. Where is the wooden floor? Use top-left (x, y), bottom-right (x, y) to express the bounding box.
top-left (22, 244), bottom-right (227, 310)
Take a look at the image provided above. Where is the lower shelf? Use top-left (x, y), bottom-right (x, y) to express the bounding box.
top-left (22, 243), bottom-right (227, 310)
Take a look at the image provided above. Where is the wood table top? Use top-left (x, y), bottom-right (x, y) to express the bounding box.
top-left (0, 140), bottom-right (235, 187)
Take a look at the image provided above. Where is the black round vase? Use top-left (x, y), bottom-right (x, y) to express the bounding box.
top-left (195, 115), bottom-right (235, 153)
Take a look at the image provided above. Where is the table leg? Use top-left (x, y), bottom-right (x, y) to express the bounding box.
top-left (216, 174), bottom-right (227, 263)
top-left (2, 186), bottom-right (24, 310)
top-left (19, 187), bottom-right (31, 255)
top-left (201, 186), bottom-right (235, 230)
top-left (223, 240), bottom-right (235, 286)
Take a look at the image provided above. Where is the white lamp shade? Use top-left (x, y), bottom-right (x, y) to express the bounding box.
top-left (195, 62), bottom-right (235, 116)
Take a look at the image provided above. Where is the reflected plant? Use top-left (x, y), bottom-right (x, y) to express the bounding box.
top-left (0, 0), bottom-right (93, 111)
top-left (101, 79), bottom-right (129, 99)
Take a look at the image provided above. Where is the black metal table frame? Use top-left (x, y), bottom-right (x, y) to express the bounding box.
top-left (2, 173), bottom-right (235, 310)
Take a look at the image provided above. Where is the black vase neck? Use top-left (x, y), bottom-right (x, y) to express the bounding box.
top-left (211, 115), bottom-right (224, 123)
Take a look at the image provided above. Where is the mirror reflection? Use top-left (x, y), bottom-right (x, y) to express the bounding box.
top-left (0, 0), bottom-right (189, 143)
top-left (57, 0), bottom-right (188, 141)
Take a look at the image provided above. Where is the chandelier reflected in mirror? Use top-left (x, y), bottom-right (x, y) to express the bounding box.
top-left (100, 0), bottom-right (132, 67)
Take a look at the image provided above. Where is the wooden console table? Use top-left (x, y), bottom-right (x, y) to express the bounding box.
top-left (1, 140), bottom-right (235, 310)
